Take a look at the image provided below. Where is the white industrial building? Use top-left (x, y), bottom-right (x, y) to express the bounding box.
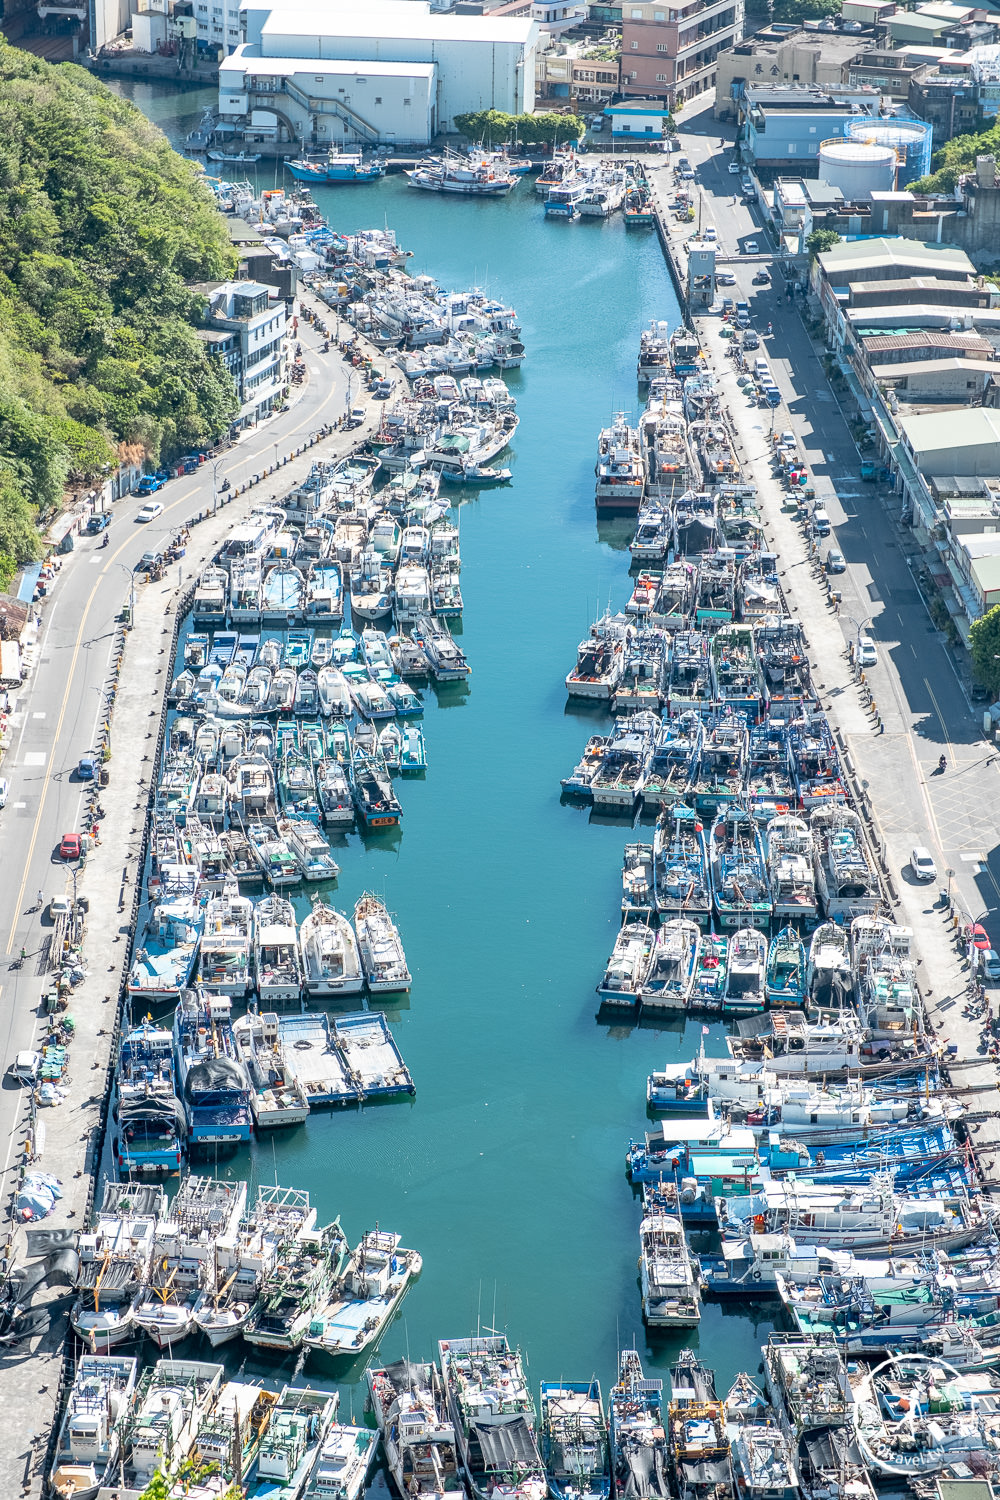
top-left (218, 0), bottom-right (538, 148)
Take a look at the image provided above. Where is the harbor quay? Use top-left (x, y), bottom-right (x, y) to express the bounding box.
top-left (0, 313), bottom-right (377, 1498)
top-left (645, 99), bottom-right (1000, 1163)
top-left (9, 109), bottom-right (1000, 1500)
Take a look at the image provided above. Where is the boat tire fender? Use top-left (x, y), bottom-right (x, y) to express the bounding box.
top-left (752, 1269), bottom-right (762, 1281)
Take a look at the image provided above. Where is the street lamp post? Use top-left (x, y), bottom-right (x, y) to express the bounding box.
top-left (211, 456), bottom-right (225, 517)
top-left (273, 442), bottom-right (279, 474)
top-left (844, 614), bottom-right (872, 663)
top-left (116, 563), bottom-right (136, 629)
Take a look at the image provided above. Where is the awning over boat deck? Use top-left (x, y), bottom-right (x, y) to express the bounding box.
top-left (800, 1426), bottom-right (864, 1473)
top-left (678, 1459), bottom-right (732, 1487)
top-left (469, 1416), bottom-right (539, 1471)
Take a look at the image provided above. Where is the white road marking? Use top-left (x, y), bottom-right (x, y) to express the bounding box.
top-left (32, 712), bottom-right (45, 720)
top-left (23, 753), bottom-right (45, 766)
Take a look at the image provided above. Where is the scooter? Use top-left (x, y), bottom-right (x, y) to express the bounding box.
top-left (101, 531), bottom-right (110, 548)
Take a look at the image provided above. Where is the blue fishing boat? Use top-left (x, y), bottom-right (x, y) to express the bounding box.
top-left (284, 629), bottom-right (314, 668)
top-left (208, 630), bottom-right (238, 666)
top-left (399, 725), bottom-right (427, 775)
top-left (710, 807), bottom-right (771, 929)
top-left (262, 563), bottom-right (305, 621)
top-left (790, 712), bottom-right (846, 808)
top-left (127, 895), bottom-right (203, 1015)
top-left (641, 712), bottom-right (702, 812)
top-left (745, 719), bottom-right (796, 822)
top-left (173, 989), bottom-right (253, 1145)
top-left (113, 1020), bottom-right (186, 1174)
top-left (691, 713), bottom-right (747, 815)
top-left (691, 931), bottom-right (728, 1011)
top-left (652, 802), bottom-right (711, 928)
top-left (288, 151), bottom-right (385, 183)
top-left (765, 927), bottom-right (807, 1009)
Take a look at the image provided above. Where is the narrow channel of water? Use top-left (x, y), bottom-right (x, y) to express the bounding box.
top-left (109, 76), bottom-right (776, 1399)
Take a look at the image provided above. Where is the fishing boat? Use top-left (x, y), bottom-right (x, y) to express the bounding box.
top-left (193, 1184), bottom-right (317, 1347)
top-left (565, 613), bottom-right (626, 701)
top-left (805, 922), bottom-right (853, 1017)
top-left (811, 804), bottom-right (880, 920)
top-left (199, 886), bottom-right (255, 993)
top-left (590, 713), bottom-right (656, 813)
top-left (438, 1335), bottom-right (546, 1500)
top-left (234, 1011), bottom-right (310, 1128)
top-left (594, 414), bottom-right (645, 515)
top-left (351, 748), bottom-right (403, 828)
top-left (288, 150), bottom-right (384, 183)
top-left (173, 989), bottom-right (253, 1146)
top-left (641, 714), bottom-right (702, 811)
top-left (248, 822), bottom-right (302, 887)
top-left (244, 1220), bottom-right (348, 1351)
top-left (722, 928), bottom-right (769, 1016)
top-left (132, 1176), bottom-right (247, 1348)
top-left (354, 894), bottom-right (411, 993)
top-left (791, 713), bottom-right (846, 808)
top-left (367, 1359), bottom-right (461, 1500)
top-left (539, 1380), bottom-right (610, 1500)
top-left (306, 1422), bottom-right (379, 1500)
top-left (766, 814), bottom-right (817, 921)
top-left (639, 1208), bottom-right (702, 1327)
top-left (851, 916), bottom-right (923, 1045)
top-left (666, 1353), bottom-right (733, 1500)
top-left (765, 927), bottom-right (807, 1009)
top-left (128, 894), bottom-right (203, 1014)
top-left (400, 724), bottom-right (427, 774)
top-left (652, 803), bottom-right (712, 927)
top-left (262, 564), bottom-right (305, 622)
top-left (125, 1359), bottom-right (226, 1489)
top-left (299, 901), bottom-right (364, 998)
top-left (253, 894), bottom-right (303, 1004)
top-left (318, 665), bottom-right (353, 718)
top-left (640, 919), bottom-right (701, 1014)
top-left (113, 1019), bottom-right (186, 1175)
top-left (380, 721), bottom-right (403, 771)
top-left (562, 733), bottom-right (609, 800)
top-left (597, 921), bottom-right (655, 1010)
top-left (710, 807), bottom-right (771, 929)
top-left (243, 1388), bottom-right (340, 1500)
top-left (608, 1350), bottom-right (668, 1500)
top-left (303, 1231), bottom-right (421, 1363)
top-left (280, 815), bottom-right (341, 881)
top-left (317, 761), bottom-right (354, 826)
top-left (412, 612), bottom-right (470, 681)
top-left (622, 843), bottom-right (655, 917)
top-left (49, 1354), bottom-right (139, 1500)
top-left (279, 747), bottom-right (322, 823)
top-left (407, 151), bottom-right (517, 196)
top-left (727, 1013), bottom-right (864, 1075)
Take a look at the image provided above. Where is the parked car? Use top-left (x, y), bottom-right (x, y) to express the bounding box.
top-left (826, 547), bottom-right (846, 573)
top-left (49, 895), bottom-right (71, 919)
top-left (0, 777), bottom-right (8, 808)
top-left (742, 240), bottom-right (760, 254)
top-left (857, 635), bottom-right (878, 667)
top-left (741, 331), bottom-right (759, 349)
top-left (85, 513), bottom-right (110, 534)
top-left (11, 1052), bottom-right (40, 1084)
top-left (968, 923), bottom-right (991, 951)
top-left (59, 832), bottom-right (82, 861)
top-left (77, 753), bottom-right (98, 781)
top-left (703, 226), bottom-right (717, 241)
top-left (909, 846), bottom-right (937, 882)
top-left (981, 949), bottom-right (1000, 981)
top-left (812, 507), bottom-right (832, 535)
top-left (728, 161), bottom-right (741, 174)
top-left (716, 270), bottom-right (736, 286)
top-left (136, 501), bottom-right (164, 522)
top-left (135, 476), bottom-right (163, 496)
top-left (752, 270), bottom-right (770, 285)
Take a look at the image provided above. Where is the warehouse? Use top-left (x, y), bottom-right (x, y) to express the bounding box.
top-left (219, 0), bottom-right (538, 146)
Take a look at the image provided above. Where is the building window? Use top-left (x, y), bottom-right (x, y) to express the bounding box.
top-left (374, 96), bottom-right (382, 104)
top-left (787, 142), bottom-right (796, 152)
top-left (631, 70), bottom-right (638, 78)
top-left (657, 41), bottom-right (668, 49)
top-left (656, 72), bottom-right (667, 81)
top-left (404, 97), bottom-right (411, 105)
top-left (356, 78), bottom-right (366, 84)
top-left (315, 76), bottom-right (323, 83)
top-left (808, 125), bottom-right (816, 133)
top-left (631, 6), bottom-right (642, 13)
top-left (631, 39), bottom-right (639, 47)
top-left (654, 7), bottom-right (664, 14)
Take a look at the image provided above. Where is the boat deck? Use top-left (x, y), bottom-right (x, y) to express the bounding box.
top-left (279, 1014), bottom-right (360, 1107)
top-left (331, 1013), bottom-right (415, 1098)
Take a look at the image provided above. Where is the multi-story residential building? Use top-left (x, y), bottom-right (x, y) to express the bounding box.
top-left (741, 83), bottom-right (880, 170)
top-left (619, 0), bottom-right (744, 108)
top-left (195, 280), bottom-right (290, 431)
top-left (715, 26), bottom-right (865, 118)
top-left (535, 37), bottom-right (620, 101)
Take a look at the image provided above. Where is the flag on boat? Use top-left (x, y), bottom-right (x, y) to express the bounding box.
top-left (702, 1025), bottom-right (710, 1035)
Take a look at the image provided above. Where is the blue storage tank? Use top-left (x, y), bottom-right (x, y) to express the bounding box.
top-left (844, 118), bottom-right (933, 188)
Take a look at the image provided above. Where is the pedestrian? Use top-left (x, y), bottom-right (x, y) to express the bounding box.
top-left (35, 613), bottom-right (41, 629)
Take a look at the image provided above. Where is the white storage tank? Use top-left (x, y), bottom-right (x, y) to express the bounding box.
top-left (818, 139), bottom-right (897, 197)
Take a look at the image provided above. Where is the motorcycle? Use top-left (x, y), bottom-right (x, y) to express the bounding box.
top-left (101, 531), bottom-right (110, 548)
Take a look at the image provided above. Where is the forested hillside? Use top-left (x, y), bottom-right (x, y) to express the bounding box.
top-left (0, 40), bottom-right (239, 583)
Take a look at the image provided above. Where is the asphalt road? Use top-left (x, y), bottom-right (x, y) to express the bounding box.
top-left (0, 320), bottom-right (351, 1087)
top-left (667, 102), bottom-right (1000, 940)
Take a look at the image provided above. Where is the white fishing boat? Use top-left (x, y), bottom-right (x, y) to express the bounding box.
top-left (279, 815), bottom-right (341, 881)
top-left (639, 1208), bottom-right (701, 1327)
top-left (353, 893), bottom-right (411, 993)
top-left (299, 901), bottom-right (364, 997)
top-left (597, 921), bottom-right (654, 1009)
top-left (252, 894), bottom-right (303, 1003)
top-left (317, 761), bottom-right (354, 826)
top-left (132, 1177), bottom-right (248, 1348)
top-left (71, 1183), bottom-right (163, 1350)
top-left (306, 1422), bottom-right (379, 1500)
top-left (367, 1358), bottom-right (460, 1500)
top-left (723, 927), bottom-right (769, 1016)
top-left (233, 1011), bottom-right (311, 1127)
top-left (806, 921), bottom-right (853, 1016)
top-left (303, 1231), bottom-right (422, 1362)
top-left (243, 1388), bottom-right (340, 1499)
top-left (49, 1355), bottom-right (139, 1500)
top-left (125, 1359), bottom-right (226, 1488)
top-left (812, 803), bottom-right (881, 920)
top-left (318, 665), bottom-right (352, 717)
top-left (199, 886), bottom-right (256, 995)
top-left (640, 918), bottom-right (701, 1012)
top-left (193, 1184), bottom-right (317, 1347)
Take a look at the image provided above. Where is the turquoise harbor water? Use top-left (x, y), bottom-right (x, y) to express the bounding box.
top-left (112, 79), bottom-right (777, 1400)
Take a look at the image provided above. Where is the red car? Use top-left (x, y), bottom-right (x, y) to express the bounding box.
top-left (968, 923), bottom-right (991, 951)
top-left (59, 832), bottom-right (82, 860)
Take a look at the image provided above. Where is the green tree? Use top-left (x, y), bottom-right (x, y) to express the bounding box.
top-left (453, 109), bottom-right (585, 147)
top-left (908, 117), bottom-right (1000, 194)
top-left (970, 604), bottom-right (1000, 696)
top-left (806, 228), bottom-right (842, 261)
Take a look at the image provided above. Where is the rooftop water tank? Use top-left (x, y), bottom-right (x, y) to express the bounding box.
top-left (818, 139), bottom-right (897, 198)
top-left (844, 117), bottom-right (933, 187)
